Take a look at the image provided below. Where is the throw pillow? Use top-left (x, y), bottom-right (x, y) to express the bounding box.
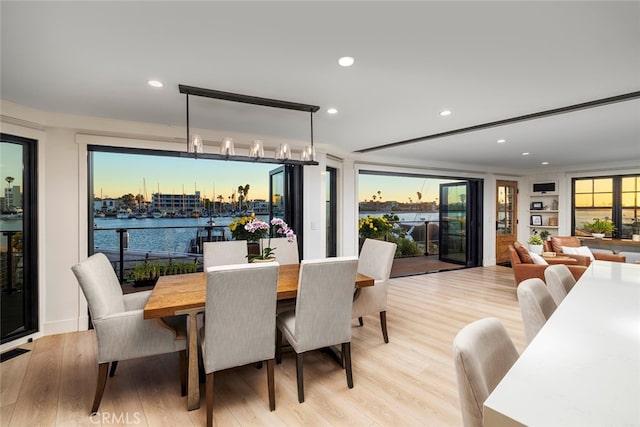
top-left (561, 245), bottom-right (595, 261)
top-left (513, 241), bottom-right (533, 264)
top-left (529, 252), bottom-right (548, 265)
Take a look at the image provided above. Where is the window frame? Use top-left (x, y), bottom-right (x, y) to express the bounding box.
top-left (572, 174), bottom-right (639, 239)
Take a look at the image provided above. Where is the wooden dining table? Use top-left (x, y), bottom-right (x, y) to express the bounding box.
top-left (143, 263), bottom-right (374, 411)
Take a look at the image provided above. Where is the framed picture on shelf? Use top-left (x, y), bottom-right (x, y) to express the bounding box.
top-left (530, 201), bottom-right (544, 210)
top-left (531, 215), bottom-right (543, 226)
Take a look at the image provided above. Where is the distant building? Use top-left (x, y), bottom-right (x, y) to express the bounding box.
top-left (247, 199), bottom-right (269, 215)
top-left (2, 185), bottom-right (21, 212)
top-left (93, 198), bottom-right (118, 213)
top-left (152, 191), bottom-right (201, 212)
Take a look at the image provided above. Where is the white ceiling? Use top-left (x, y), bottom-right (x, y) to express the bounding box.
top-left (2, 1), bottom-right (639, 173)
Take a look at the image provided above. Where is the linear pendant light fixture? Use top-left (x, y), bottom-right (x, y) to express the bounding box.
top-left (179, 84), bottom-right (320, 165)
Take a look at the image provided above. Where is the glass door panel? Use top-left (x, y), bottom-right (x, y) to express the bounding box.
top-left (1, 134), bottom-right (38, 343)
top-left (496, 180), bottom-right (518, 264)
top-left (439, 182), bottom-right (468, 264)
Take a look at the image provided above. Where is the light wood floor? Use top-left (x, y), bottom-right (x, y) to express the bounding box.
top-left (1, 265), bottom-right (525, 426)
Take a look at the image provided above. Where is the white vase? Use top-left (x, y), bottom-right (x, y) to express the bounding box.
top-left (592, 233), bottom-right (605, 239)
top-left (251, 257), bottom-right (276, 263)
top-left (528, 244), bottom-right (543, 255)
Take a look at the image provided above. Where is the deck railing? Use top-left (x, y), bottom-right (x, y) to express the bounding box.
top-left (93, 224), bottom-right (229, 283)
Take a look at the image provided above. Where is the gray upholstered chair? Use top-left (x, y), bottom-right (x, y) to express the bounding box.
top-left (201, 262), bottom-right (279, 426)
top-left (276, 256), bottom-right (358, 403)
top-left (259, 237), bottom-right (299, 265)
top-left (352, 238), bottom-right (397, 343)
top-left (517, 278), bottom-right (557, 345)
top-left (544, 264), bottom-right (577, 305)
top-left (452, 317), bottom-right (519, 427)
top-left (203, 240), bottom-right (248, 267)
top-left (71, 252), bottom-right (187, 413)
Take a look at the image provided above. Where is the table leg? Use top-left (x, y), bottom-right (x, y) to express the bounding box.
top-left (176, 307), bottom-right (203, 411)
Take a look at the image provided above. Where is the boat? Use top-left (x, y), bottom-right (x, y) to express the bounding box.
top-left (116, 208), bottom-right (132, 219)
top-left (151, 208), bottom-right (165, 219)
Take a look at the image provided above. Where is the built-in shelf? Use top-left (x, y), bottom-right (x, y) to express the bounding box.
top-left (528, 225), bottom-right (558, 229)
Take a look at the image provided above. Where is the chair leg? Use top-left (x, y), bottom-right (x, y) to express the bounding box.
top-left (358, 316), bottom-right (364, 327)
top-left (380, 311), bottom-right (389, 343)
top-left (275, 327), bottom-right (282, 364)
top-left (266, 358), bottom-right (275, 411)
top-left (206, 372), bottom-right (214, 427)
top-left (179, 349), bottom-right (187, 397)
top-left (108, 361), bottom-right (118, 377)
top-left (91, 363), bottom-right (109, 414)
top-left (296, 353), bottom-right (304, 403)
top-left (343, 342), bottom-right (354, 389)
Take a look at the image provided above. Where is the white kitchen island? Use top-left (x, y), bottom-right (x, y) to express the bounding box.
top-left (484, 261), bottom-right (640, 427)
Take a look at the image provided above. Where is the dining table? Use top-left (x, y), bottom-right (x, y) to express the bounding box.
top-left (483, 260), bottom-right (640, 426)
top-left (143, 262), bottom-right (374, 411)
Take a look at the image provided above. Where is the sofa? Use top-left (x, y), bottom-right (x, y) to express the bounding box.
top-left (509, 243), bottom-right (587, 286)
top-left (546, 236), bottom-right (626, 266)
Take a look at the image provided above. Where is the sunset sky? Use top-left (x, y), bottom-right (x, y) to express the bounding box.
top-left (91, 152), bottom-right (459, 204)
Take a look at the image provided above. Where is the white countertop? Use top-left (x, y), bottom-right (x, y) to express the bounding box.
top-left (484, 261), bottom-right (640, 427)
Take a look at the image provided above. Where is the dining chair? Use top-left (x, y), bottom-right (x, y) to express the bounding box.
top-left (352, 238), bottom-right (397, 343)
top-left (71, 252), bottom-right (187, 414)
top-left (544, 264), bottom-right (577, 305)
top-left (452, 317), bottom-right (519, 427)
top-left (203, 240), bottom-right (248, 267)
top-left (276, 256), bottom-right (358, 403)
top-left (259, 237), bottom-right (299, 265)
top-left (201, 262), bottom-right (279, 426)
top-left (517, 278), bottom-right (557, 345)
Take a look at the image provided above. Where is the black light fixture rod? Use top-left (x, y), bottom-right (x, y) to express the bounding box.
top-left (310, 111), bottom-right (314, 146)
top-left (186, 93), bottom-right (190, 151)
top-left (179, 84), bottom-right (320, 113)
top-left (356, 90), bottom-right (640, 153)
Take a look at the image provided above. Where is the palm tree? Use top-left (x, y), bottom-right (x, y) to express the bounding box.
top-left (5, 176), bottom-right (14, 188)
top-left (237, 185), bottom-right (244, 211)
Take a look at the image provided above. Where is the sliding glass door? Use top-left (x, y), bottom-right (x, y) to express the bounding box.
top-left (439, 180), bottom-right (482, 266)
top-left (1, 134), bottom-right (38, 344)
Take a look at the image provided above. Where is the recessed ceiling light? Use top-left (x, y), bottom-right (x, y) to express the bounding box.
top-left (327, 108), bottom-right (338, 114)
top-left (440, 110), bottom-right (452, 117)
top-left (541, 161), bottom-right (549, 165)
top-left (148, 80), bottom-right (164, 88)
top-left (522, 152), bottom-right (530, 156)
top-left (338, 56), bottom-right (354, 67)
top-left (497, 139), bottom-right (506, 144)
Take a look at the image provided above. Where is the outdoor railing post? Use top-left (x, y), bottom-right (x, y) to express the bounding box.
top-left (205, 225), bottom-right (212, 242)
top-left (424, 221), bottom-right (430, 255)
top-left (116, 228), bottom-right (126, 283)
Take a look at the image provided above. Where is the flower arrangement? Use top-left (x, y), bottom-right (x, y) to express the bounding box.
top-left (358, 215), bottom-right (393, 240)
top-left (229, 214), bottom-right (269, 242)
top-left (252, 218), bottom-right (296, 261)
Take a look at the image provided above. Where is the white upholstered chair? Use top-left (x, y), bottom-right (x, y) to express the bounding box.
top-left (71, 252), bottom-right (187, 413)
top-left (544, 264), bottom-right (577, 305)
top-left (517, 278), bottom-right (557, 345)
top-left (352, 238), bottom-right (397, 343)
top-left (452, 317), bottom-right (519, 427)
top-left (203, 240), bottom-right (248, 267)
top-left (259, 237), bottom-right (299, 265)
top-left (276, 256), bottom-right (358, 403)
top-left (201, 262), bottom-right (279, 426)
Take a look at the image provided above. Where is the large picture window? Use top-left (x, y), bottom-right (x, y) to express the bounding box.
top-left (573, 174), bottom-right (640, 238)
top-left (88, 145), bottom-right (303, 284)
